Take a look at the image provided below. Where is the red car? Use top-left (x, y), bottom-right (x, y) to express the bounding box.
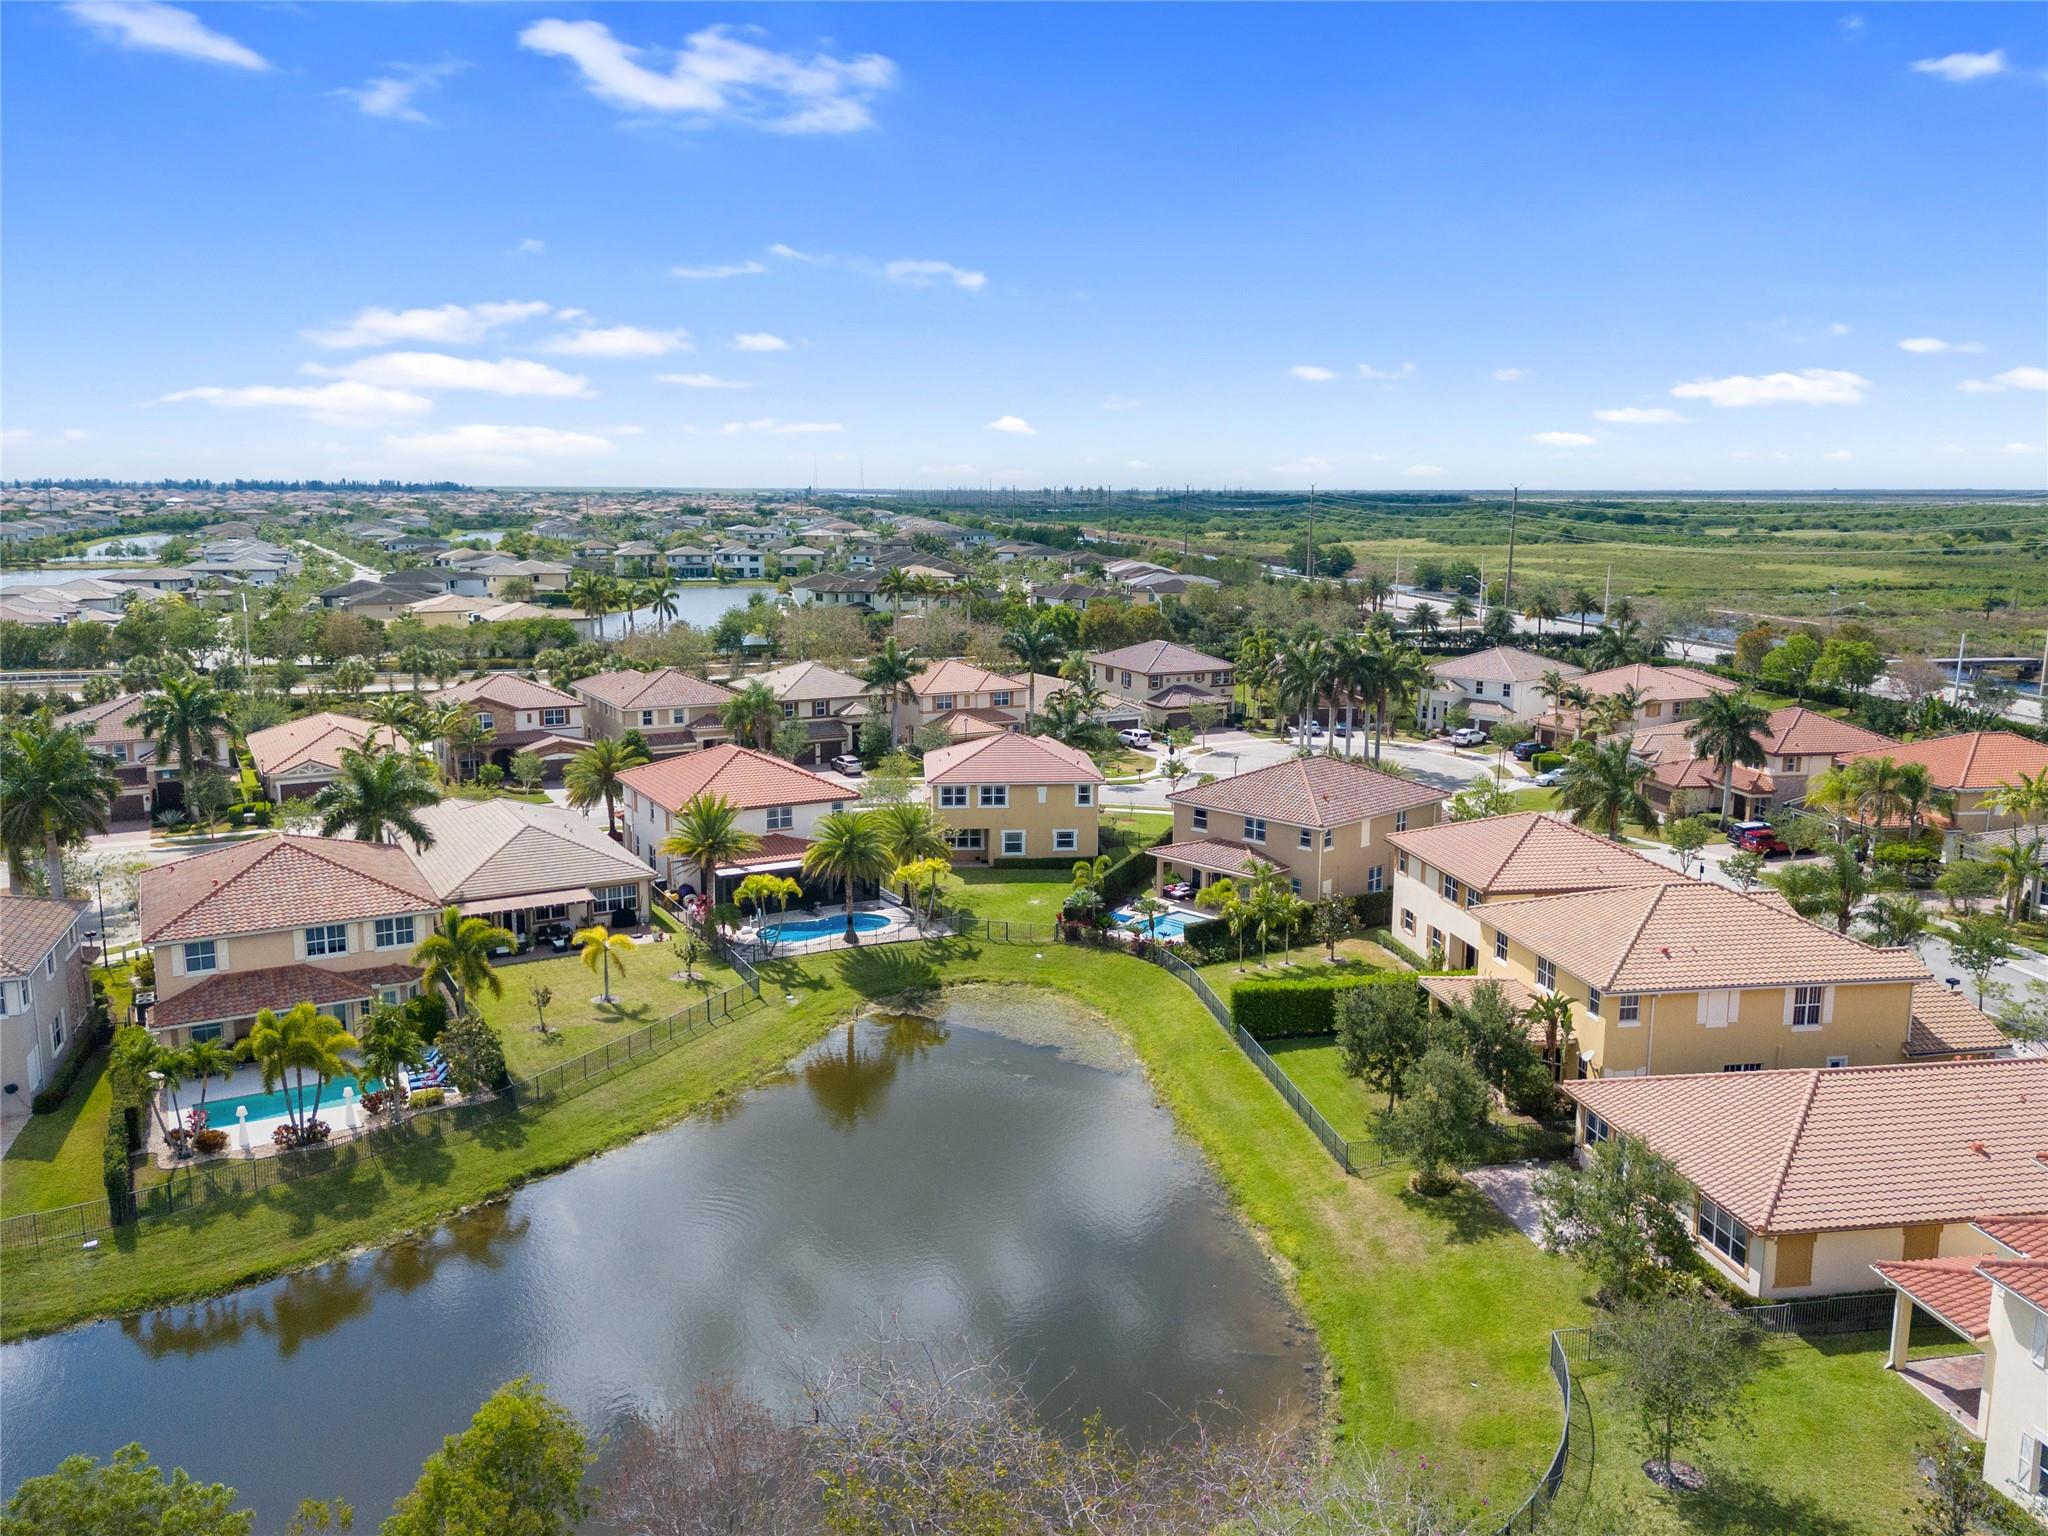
top-left (1726, 821), bottom-right (1789, 856)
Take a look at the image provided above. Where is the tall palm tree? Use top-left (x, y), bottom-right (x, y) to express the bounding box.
top-left (313, 746), bottom-right (439, 849)
top-left (645, 582), bottom-right (681, 635)
top-left (659, 791), bottom-right (759, 900)
top-left (1801, 765), bottom-right (1862, 847)
top-left (1273, 634), bottom-right (1332, 744)
top-left (569, 571), bottom-right (615, 636)
top-left (182, 1035), bottom-right (236, 1117)
top-left (1768, 844), bottom-right (1872, 933)
top-left (1570, 586), bottom-right (1602, 635)
top-left (1521, 993), bottom-right (1577, 1082)
top-left (1234, 625), bottom-right (1277, 724)
top-left (0, 718), bottom-right (117, 896)
top-left (1859, 892), bottom-right (1930, 951)
top-left (362, 692), bottom-right (425, 747)
top-left (1366, 638), bottom-right (1430, 762)
top-left (564, 736), bottom-right (650, 836)
top-left (877, 566), bottom-right (918, 632)
top-left (356, 1003), bottom-right (428, 1114)
top-left (1555, 737), bottom-right (1658, 840)
top-left (1685, 690), bottom-right (1773, 825)
top-left (1359, 569), bottom-right (1393, 613)
top-left (720, 681), bottom-right (781, 751)
top-left (575, 923), bottom-right (634, 1004)
top-left (1447, 592), bottom-right (1477, 633)
top-left (1001, 612), bottom-right (1065, 727)
top-left (1986, 842), bottom-right (2041, 922)
top-left (413, 906), bottom-right (517, 1015)
top-left (1990, 768), bottom-right (2048, 835)
top-left (238, 1002), bottom-right (358, 1141)
top-left (802, 809), bottom-right (893, 939)
top-left (1521, 588), bottom-right (1560, 637)
top-left (872, 801), bottom-right (948, 901)
top-left (128, 669), bottom-right (231, 783)
top-left (859, 639), bottom-right (925, 746)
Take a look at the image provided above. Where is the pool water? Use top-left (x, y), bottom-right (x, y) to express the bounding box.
top-left (759, 911), bottom-right (891, 943)
top-left (1113, 907), bottom-right (1194, 940)
top-left (185, 1075), bottom-right (381, 1126)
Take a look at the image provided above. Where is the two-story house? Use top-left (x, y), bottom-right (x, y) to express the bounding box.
top-left (620, 744), bottom-right (849, 902)
top-left (1088, 641), bottom-right (1234, 729)
top-left (244, 712), bottom-right (405, 802)
top-left (0, 895), bottom-right (95, 1109)
top-left (901, 659), bottom-right (1048, 744)
top-left (1533, 662), bottom-right (1736, 744)
top-left (713, 545), bottom-right (766, 580)
top-left (573, 669), bottom-right (735, 759)
top-left (665, 547), bottom-right (716, 580)
top-left (444, 556), bottom-right (573, 598)
top-left (1633, 706), bottom-right (1898, 821)
top-left (1841, 731), bottom-right (2048, 839)
top-left (1471, 880), bottom-right (2002, 1079)
top-left (1420, 647), bottom-right (1576, 732)
top-left (433, 674), bottom-right (588, 781)
top-left (1155, 757), bottom-right (1444, 901)
top-left (750, 660), bottom-right (871, 766)
top-left (57, 692), bottom-right (233, 820)
top-left (789, 571), bottom-right (881, 611)
top-left (924, 733), bottom-right (1104, 864)
top-left (138, 836), bottom-right (439, 1049)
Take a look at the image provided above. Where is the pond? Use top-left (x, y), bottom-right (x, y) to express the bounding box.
top-left (592, 581), bottom-right (776, 640)
top-left (0, 992), bottom-right (1310, 1524)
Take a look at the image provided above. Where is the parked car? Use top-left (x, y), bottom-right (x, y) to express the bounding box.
top-left (1449, 727), bottom-right (1489, 748)
top-left (1512, 739), bottom-right (1544, 762)
top-left (532, 921), bottom-right (573, 952)
top-left (1117, 727), bottom-right (1154, 748)
top-left (830, 754), bottom-right (864, 775)
top-left (1726, 821), bottom-right (1790, 856)
top-left (1531, 768), bottom-right (1566, 787)
top-left (1163, 881), bottom-right (1195, 900)
top-left (1292, 722), bottom-right (1327, 743)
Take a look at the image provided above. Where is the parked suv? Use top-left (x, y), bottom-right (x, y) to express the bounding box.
top-left (1448, 727), bottom-right (1489, 748)
top-left (1512, 739), bottom-right (1544, 762)
top-left (830, 754), bottom-right (864, 775)
top-left (1726, 821), bottom-right (1789, 856)
top-left (1117, 727), bottom-right (1153, 748)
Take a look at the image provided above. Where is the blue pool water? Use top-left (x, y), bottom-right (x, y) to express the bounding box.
top-left (1113, 907), bottom-right (1194, 940)
top-left (187, 1076), bottom-right (381, 1126)
top-left (759, 911), bottom-right (891, 943)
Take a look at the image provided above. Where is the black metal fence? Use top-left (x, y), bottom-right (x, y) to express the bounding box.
top-left (504, 974), bottom-right (760, 1105)
top-left (1489, 1331), bottom-right (1587, 1535)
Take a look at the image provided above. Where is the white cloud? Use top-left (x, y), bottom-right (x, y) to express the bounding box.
top-left (517, 238), bottom-right (546, 255)
top-left (1126, 459), bottom-right (1153, 470)
top-left (1670, 368), bottom-right (1871, 407)
top-left (1531, 431), bottom-right (1597, 447)
top-left (1822, 449), bottom-right (1854, 462)
top-left (1100, 395), bottom-right (1143, 411)
top-left (1288, 365), bottom-right (1336, 382)
top-left (1594, 407), bottom-right (1689, 424)
top-left (162, 380), bottom-right (432, 424)
top-left (1839, 15), bottom-right (1864, 33)
top-left (332, 61), bottom-right (464, 125)
top-left (65, 1), bottom-right (268, 70)
top-left (1403, 464), bottom-right (1445, 478)
top-left (544, 325), bottom-right (690, 358)
top-left (732, 332), bottom-right (790, 352)
top-left (0, 428), bottom-right (31, 445)
top-left (655, 372), bottom-right (756, 389)
top-left (1910, 49), bottom-right (2006, 82)
top-left (1357, 361), bottom-right (1416, 382)
top-left (382, 423), bottom-right (615, 460)
top-left (1492, 367), bottom-right (1525, 382)
top-left (1898, 336), bottom-right (1985, 353)
top-left (1272, 455), bottom-right (1336, 475)
top-left (718, 418), bottom-right (841, 435)
top-left (303, 300), bottom-right (551, 349)
top-left (306, 352), bottom-right (591, 397)
top-left (1829, 321), bottom-right (1852, 336)
top-left (61, 428), bottom-right (91, 441)
top-left (1958, 366), bottom-right (2048, 394)
top-left (671, 259), bottom-right (768, 280)
top-left (2002, 442), bottom-right (2039, 454)
top-left (518, 20), bottom-right (896, 133)
top-left (985, 415), bottom-right (1037, 435)
top-left (767, 243), bottom-right (824, 264)
top-left (883, 259), bottom-right (987, 292)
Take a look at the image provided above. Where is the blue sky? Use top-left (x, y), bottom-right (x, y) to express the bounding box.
top-left (3, 2), bottom-right (2044, 490)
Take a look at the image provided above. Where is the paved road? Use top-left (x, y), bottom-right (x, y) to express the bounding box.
top-left (298, 538), bottom-right (378, 583)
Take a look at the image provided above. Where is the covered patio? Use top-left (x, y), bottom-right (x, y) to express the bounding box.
top-left (1150, 838), bottom-right (1280, 896)
top-left (1872, 1256), bottom-right (1994, 1437)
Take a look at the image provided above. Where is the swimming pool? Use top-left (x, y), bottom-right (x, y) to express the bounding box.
top-left (184, 1075), bottom-right (381, 1126)
top-left (1112, 907), bottom-right (1195, 941)
top-left (758, 911), bottom-right (891, 943)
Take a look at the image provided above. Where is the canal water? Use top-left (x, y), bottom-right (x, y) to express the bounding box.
top-left (0, 992), bottom-right (1310, 1526)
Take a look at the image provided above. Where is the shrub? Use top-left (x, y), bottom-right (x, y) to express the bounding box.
top-left (360, 1089), bottom-right (390, 1116)
top-left (409, 1087), bottom-right (446, 1109)
top-left (272, 1119), bottom-right (332, 1149)
top-left (1532, 751), bottom-right (1566, 773)
top-left (405, 992), bottom-right (450, 1042)
top-left (440, 1013), bottom-right (507, 1093)
top-left (1229, 972), bottom-right (1416, 1040)
top-left (29, 1017), bottom-right (113, 1114)
top-left (192, 1128), bottom-right (229, 1154)
top-left (101, 1108), bottom-right (131, 1223)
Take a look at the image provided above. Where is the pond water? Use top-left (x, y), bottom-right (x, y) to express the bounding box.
top-left (0, 992), bottom-right (1309, 1525)
top-left (592, 582), bottom-right (775, 640)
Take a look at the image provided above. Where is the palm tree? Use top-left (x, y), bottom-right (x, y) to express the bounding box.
top-left (1521, 588), bottom-right (1560, 637)
top-left (1194, 877), bottom-right (1248, 968)
top-left (1986, 842), bottom-right (2041, 922)
top-left (182, 1035), bottom-right (235, 1118)
top-left (1801, 765), bottom-right (1861, 847)
top-left (1585, 687), bottom-right (1644, 740)
top-left (1556, 737), bottom-right (1658, 840)
top-left (313, 746), bottom-right (440, 849)
top-left (570, 571), bottom-right (615, 636)
top-left (238, 1002), bottom-right (358, 1141)
top-left (363, 691), bottom-right (424, 747)
top-left (1131, 892), bottom-right (1169, 942)
top-left (1002, 613), bottom-right (1065, 727)
top-left (575, 924), bottom-right (634, 1004)
top-left (413, 905), bottom-right (517, 1015)
top-left (659, 791), bottom-right (759, 900)
top-left (1686, 690), bottom-right (1774, 825)
top-left (1859, 892), bottom-right (1930, 950)
top-left (1447, 592), bottom-right (1477, 633)
top-left (720, 681), bottom-right (781, 751)
top-left (801, 809), bottom-right (893, 940)
top-left (646, 583), bottom-right (681, 635)
top-left (1241, 860), bottom-right (1289, 967)
top-left (1359, 569), bottom-right (1393, 613)
top-left (564, 736), bottom-right (650, 837)
top-left (329, 657), bottom-right (374, 702)
top-left (355, 1004), bottom-right (428, 1115)
top-left (1364, 637), bottom-right (1430, 762)
top-left (1588, 620), bottom-right (1648, 670)
top-left (872, 801), bottom-right (949, 901)
top-left (1234, 625), bottom-right (1277, 724)
top-left (859, 639), bottom-right (925, 747)
top-left (1405, 602), bottom-right (1442, 648)
top-left (1570, 586), bottom-right (1602, 635)
top-left (128, 668), bottom-right (231, 783)
top-left (1768, 844), bottom-right (1872, 933)
top-left (0, 718), bottom-right (117, 896)
top-left (1273, 634), bottom-right (1332, 744)
top-left (877, 566), bottom-right (918, 631)
top-left (1990, 768), bottom-right (2048, 835)
top-left (1521, 992), bottom-right (1577, 1081)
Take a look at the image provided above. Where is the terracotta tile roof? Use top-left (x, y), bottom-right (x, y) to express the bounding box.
top-left (57, 692), bottom-right (152, 748)
top-left (244, 712), bottom-right (403, 780)
top-left (1572, 662), bottom-right (1736, 702)
top-left (907, 658), bottom-right (1031, 699)
top-left (1871, 1257), bottom-right (1997, 1338)
top-left (572, 668), bottom-right (733, 711)
top-left (1480, 880), bottom-right (1930, 992)
top-left (1564, 1058), bottom-right (2048, 1233)
top-left (0, 895), bottom-right (86, 976)
top-left (1842, 731), bottom-right (2048, 792)
top-left (1145, 682), bottom-right (1227, 707)
top-left (152, 961), bottom-right (421, 1030)
top-left (1150, 838), bottom-right (1281, 874)
top-left (1388, 812), bottom-right (1688, 895)
top-left (1170, 756), bottom-right (1443, 828)
top-left (1977, 1257), bottom-right (2048, 1314)
top-left (1907, 983), bottom-right (2009, 1058)
top-left (1758, 707), bottom-right (1898, 759)
top-left (930, 708), bottom-right (1022, 740)
top-left (925, 732), bottom-right (1104, 784)
top-left (746, 660), bottom-right (868, 704)
top-left (1431, 647), bottom-right (1575, 685)
top-left (620, 743), bottom-right (846, 813)
top-left (1420, 975), bottom-right (1554, 1044)
top-left (1976, 1215), bottom-right (2048, 1256)
top-left (438, 673), bottom-right (581, 711)
top-left (140, 835), bottom-right (439, 944)
top-left (721, 832), bottom-right (813, 872)
top-left (1088, 640), bottom-right (1232, 674)
top-left (1652, 755), bottom-right (1775, 798)
top-left (405, 800), bottom-right (652, 904)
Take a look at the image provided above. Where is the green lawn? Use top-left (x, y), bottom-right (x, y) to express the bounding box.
top-left (1194, 939), bottom-right (1404, 1000)
top-left (1, 1049), bottom-right (114, 1216)
top-left (1508, 787), bottom-right (1560, 813)
top-left (949, 867), bottom-right (1073, 925)
top-left (481, 950), bottom-right (742, 1080)
top-left (1266, 1036), bottom-right (1383, 1143)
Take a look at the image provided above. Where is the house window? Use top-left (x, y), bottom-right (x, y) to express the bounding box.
top-left (939, 785), bottom-right (969, 808)
top-left (1001, 830), bottom-right (1026, 856)
top-left (2023, 1432), bottom-right (2048, 1502)
top-left (992, 691), bottom-right (1012, 707)
top-left (191, 1021), bottom-right (223, 1044)
top-left (1394, 810), bottom-right (1409, 833)
top-left (812, 700), bottom-right (829, 717)
top-left (673, 709), bottom-right (689, 724)
top-left (1121, 671), bottom-right (1133, 687)
top-left (1397, 851), bottom-right (1408, 875)
top-left (946, 828), bottom-right (985, 851)
top-left (593, 884), bottom-right (638, 915)
top-left (50, 1011), bottom-right (65, 1052)
top-left (1535, 956), bottom-right (1557, 992)
top-left (2029, 1308), bottom-right (2047, 1369)
top-left (1401, 908), bottom-right (1416, 934)
top-left (1076, 784), bottom-right (1093, 807)
top-left (1825, 1055), bottom-right (1849, 1069)
top-left (1191, 807), bottom-right (1208, 831)
top-left (1366, 865), bottom-right (1384, 895)
top-left (1244, 817), bottom-right (1267, 843)
top-left (1587, 987), bottom-right (1602, 1017)
top-left (979, 785), bottom-right (1009, 808)
top-left (183, 940), bottom-right (218, 975)
top-left (44, 951), bottom-right (55, 979)
top-left (542, 708), bottom-right (568, 728)
top-left (765, 805), bottom-right (795, 832)
top-left (1790, 985), bottom-right (1824, 1030)
top-left (935, 695), bottom-right (955, 711)
top-left (1440, 874), bottom-right (1461, 903)
top-left (1584, 1110), bottom-right (1612, 1145)
top-left (1465, 887), bottom-right (1481, 908)
top-left (1299, 827), bottom-right (1312, 849)
top-left (1617, 994), bottom-right (1641, 1027)
top-left (374, 916), bottom-right (416, 950)
top-left (782, 702), bottom-right (798, 719)
top-left (1696, 1197), bottom-right (1750, 1269)
top-left (305, 924), bottom-right (349, 958)
top-left (0, 983), bottom-right (8, 1017)
top-left (640, 710), bottom-right (657, 727)
top-left (1054, 830), bottom-right (1078, 852)
top-left (1323, 828), bottom-right (1334, 849)
top-left (475, 711), bottom-right (495, 731)
top-left (1291, 878), bottom-right (1302, 895)
top-left (1427, 925), bottom-right (1443, 955)
top-left (1722, 1062), bottom-right (1763, 1072)
top-left (1495, 932), bottom-right (1509, 963)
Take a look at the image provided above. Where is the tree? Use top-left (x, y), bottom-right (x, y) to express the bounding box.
top-left (183, 767), bottom-right (234, 836)
top-left (1985, 841), bottom-right (2042, 922)
top-left (238, 1002), bottom-right (358, 1141)
top-left (1556, 737), bottom-right (1658, 840)
top-left (414, 906), bottom-right (517, 1015)
top-left (439, 1011), bottom-right (508, 1094)
top-left (0, 717), bottom-right (117, 895)
top-left (1685, 691), bottom-right (1772, 825)
top-left (1812, 636), bottom-right (1883, 698)
top-left (1335, 982), bottom-right (1428, 1111)
top-left (1604, 1293), bottom-right (1761, 1490)
top-left (357, 1003), bottom-right (428, 1113)
top-left (1768, 844), bottom-right (1873, 933)
top-left (1311, 895), bottom-right (1349, 960)
top-left (801, 810), bottom-right (892, 939)
top-left (768, 717), bottom-right (810, 762)
top-left (1935, 858), bottom-right (2000, 916)
top-left (563, 737), bottom-right (650, 838)
top-left (1, 1443), bottom-right (252, 1536)
top-left (1663, 815), bottom-right (1715, 868)
top-left (719, 681), bottom-right (780, 751)
top-left (1950, 914), bottom-right (2015, 1006)
top-left (1859, 891), bottom-right (1930, 951)
top-left (383, 1377), bottom-right (590, 1536)
top-left (329, 656), bottom-right (374, 702)
top-left (1447, 775), bottom-right (1515, 822)
top-left (1537, 1138), bottom-right (1697, 1303)
top-left (1194, 878), bottom-right (1248, 968)
top-left (509, 750), bottom-right (544, 794)
top-left (574, 924), bottom-right (634, 1004)
top-left (1187, 697), bottom-right (1226, 744)
top-left (127, 669), bottom-right (231, 783)
top-left (859, 638), bottom-right (925, 746)
top-left (1722, 849), bottom-right (1765, 892)
top-left (871, 802), bottom-right (948, 897)
top-left (659, 792), bottom-right (758, 900)
top-left (527, 980), bottom-right (555, 1039)
top-left (1001, 612), bottom-right (1064, 726)
top-left (314, 747), bottom-right (439, 849)
top-left (1382, 1046), bottom-right (1489, 1194)
top-left (1444, 981), bottom-right (1550, 1113)
top-left (1759, 631), bottom-right (1822, 700)
top-left (1521, 991), bottom-right (1577, 1081)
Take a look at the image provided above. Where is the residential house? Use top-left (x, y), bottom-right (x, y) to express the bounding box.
top-left (1840, 732), bottom-right (2048, 838)
top-left (443, 555), bottom-right (573, 598)
top-left (1088, 641), bottom-right (1235, 728)
top-left (713, 545), bottom-right (766, 580)
top-left (0, 895), bottom-right (94, 1110)
top-left (1027, 581), bottom-right (1111, 609)
top-left (1532, 662), bottom-right (1736, 744)
top-left (1155, 756), bottom-right (1444, 901)
top-left (403, 593), bottom-right (585, 632)
top-left (573, 668), bottom-right (735, 758)
top-left (244, 712), bottom-right (404, 802)
top-left (1632, 706), bottom-right (1898, 821)
top-left (611, 540), bottom-right (664, 575)
top-left (1421, 647), bottom-right (1577, 731)
top-left (1123, 570), bottom-right (1220, 603)
top-left (405, 799), bottom-right (652, 940)
top-left (58, 692), bottom-right (232, 819)
top-left (789, 571), bottom-right (881, 611)
top-left (902, 659), bottom-right (1048, 743)
top-left (1386, 811), bottom-right (1687, 968)
top-left (432, 674), bottom-right (587, 781)
top-left (320, 570), bottom-right (453, 616)
top-left (750, 660), bottom-right (870, 765)
top-left (620, 744), bottom-right (850, 901)
top-left (664, 547), bottom-right (715, 580)
top-left (1560, 1059), bottom-right (2048, 1299)
top-left (1471, 880), bottom-right (2003, 1079)
top-left (137, 836), bottom-right (439, 1049)
top-left (925, 732), bottom-right (1104, 864)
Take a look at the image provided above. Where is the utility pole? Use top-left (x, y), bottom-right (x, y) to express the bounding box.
top-left (1306, 485), bottom-right (1316, 581)
top-left (1501, 485), bottom-right (1520, 612)
top-left (1603, 564), bottom-right (1612, 616)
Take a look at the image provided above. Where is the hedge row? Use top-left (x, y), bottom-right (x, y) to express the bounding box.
top-left (1229, 972), bottom-right (1422, 1040)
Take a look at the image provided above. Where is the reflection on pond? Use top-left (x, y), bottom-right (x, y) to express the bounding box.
top-left (803, 1013), bottom-right (950, 1128)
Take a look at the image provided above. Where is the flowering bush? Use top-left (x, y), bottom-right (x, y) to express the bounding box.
top-left (271, 1119), bottom-right (333, 1149)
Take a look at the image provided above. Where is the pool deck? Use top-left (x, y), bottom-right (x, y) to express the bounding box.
top-left (148, 1062), bottom-right (468, 1167)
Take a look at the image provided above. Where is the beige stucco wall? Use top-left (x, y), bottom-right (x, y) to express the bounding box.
top-left (1165, 800), bottom-right (1439, 899)
top-left (930, 781), bottom-right (1100, 863)
top-left (154, 913), bottom-right (437, 1006)
top-left (1, 942), bottom-right (92, 1102)
top-left (1765, 1222), bottom-right (2002, 1299)
top-left (625, 787), bottom-right (849, 887)
top-left (1983, 1285), bottom-right (2048, 1516)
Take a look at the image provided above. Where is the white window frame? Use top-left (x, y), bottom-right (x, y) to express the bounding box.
top-left (1366, 865), bottom-right (1384, 895)
top-left (1495, 932), bottom-right (1509, 963)
top-left (979, 785), bottom-right (1009, 809)
top-left (475, 711), bottom-right (495, 731)
top-left (374, 915), bottom-right (416, 950)
top-left (1000, 829), bottom-right (1026, 857)
top-left (1535, 956), bottom-right (1557, 992)
top-left (1075, 783), bottom-right (1093, 807)
top-left (1191, 807), bottom-right (1208, 831)
top-left (1243, 817), bottom-right (1266, 844)
top-left (1298, 827), bottom-right (1313, 850)
top-left (765, 805), bottom-right (795, 832)
top-left (541, 707), bottom-right (569, 728)
top-left (1394, 810), bottom-right (1409, 833)
top-left (1401, 908), bottom-right (1416, 934)
top-left (305, 923), bottom-right (349, 958)
top-left (1053, 829), bottom-right (1078, 853)
top-left (1696, 1197), bottom-right (1750, 1270)
top-left (1825, 1054), bottom-right (1849, 1069)
top-left (938, 785), bottom-right (969, 809)
top-left (1617, 994), bottom-right (1641, 1027)
top-left (1790, 985), bottom-right (1825, 1030)
top-left (183, 939), bottom-right (218, 975)
top-left (1440, 874), bottom-right (1461, 903)
top-left (1586, 987), bottom-right (1602, 1017)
